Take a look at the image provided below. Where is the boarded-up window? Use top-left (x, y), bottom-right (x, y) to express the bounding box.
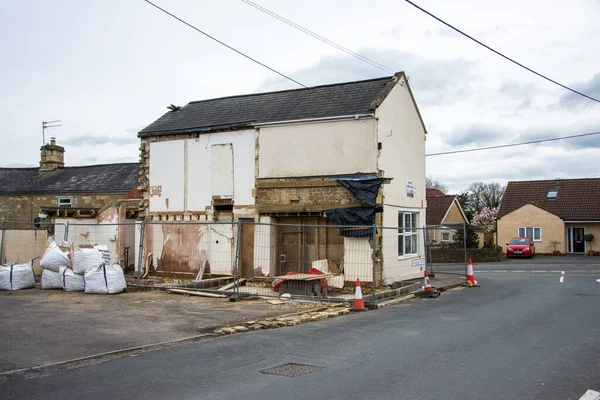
top-left (211, 144), bottom-right (234, 199)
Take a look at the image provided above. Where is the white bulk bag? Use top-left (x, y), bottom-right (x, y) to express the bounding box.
top-left (0, 261), bottom-right (35, 291)
top-left (94, 245), bottom-right (111, 264)
top-left (40, 242), bottom-right (71, 272)
top-left (60, 266), bottom-right (85, 292)
top-left (84, 264), bottom-right (126, 294)
top-left (72, 245), bottom-right (102, 275)
top-left (41, 268), bottom-right (63, 290)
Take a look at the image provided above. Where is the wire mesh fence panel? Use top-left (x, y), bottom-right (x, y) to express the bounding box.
top-left (425, 223), bottom-right (468, 276)
top-left (0, 221), bottom-right (65, 275)
top-left (143, 222), bottom-right (237, 280)
top-left (241, 221), bottom-right (373, 301)
top-left (378, 225), bottom-right (428, 287)
top-left (67, 223), bottom-right (138, 267)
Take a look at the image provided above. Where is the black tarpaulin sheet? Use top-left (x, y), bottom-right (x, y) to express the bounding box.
top-left (336, 178), bottom-right (384, 206)
top-left (325, 206), bottom-right (382, 237)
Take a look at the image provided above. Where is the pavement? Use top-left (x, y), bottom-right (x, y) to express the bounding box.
top-left (0, 272), bottom-right (464, 378)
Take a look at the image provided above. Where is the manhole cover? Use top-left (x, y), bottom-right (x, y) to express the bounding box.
top-left (259, 363), bottom-right (323, 377)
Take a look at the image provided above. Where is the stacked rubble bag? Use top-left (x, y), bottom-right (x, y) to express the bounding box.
top-left (0, 260), bottom-right (36, 291)
top-left (40, 241), bottom-right (72, 290)
top-left (39, 241), bottom-right (126, 294)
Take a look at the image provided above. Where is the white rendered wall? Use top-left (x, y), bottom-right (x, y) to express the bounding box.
top-left (148, 130), bottom-right (255, 214)
top-left (258, 118), bottom-right (377, 178)
top-left (376, 77), bottom-right (427, 282)
top-left (149, 140), bottom-right (185, 212)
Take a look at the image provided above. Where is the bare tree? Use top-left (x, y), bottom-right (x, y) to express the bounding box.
top-left (465, 182), bottom-right (505, 214)
top-left (426, 176), bottom-right (448, 194)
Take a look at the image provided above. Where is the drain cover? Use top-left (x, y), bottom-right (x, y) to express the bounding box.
top-left (259, 363), bottom-right (323, 377)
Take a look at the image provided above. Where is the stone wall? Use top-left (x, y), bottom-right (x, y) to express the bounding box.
top-left (256, 179), bottom-right (361, 213)
top-left (0, 193), bottom-right (126, 225)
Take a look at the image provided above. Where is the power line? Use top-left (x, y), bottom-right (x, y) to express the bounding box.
top-left (405, 0), bottom-right (600, 104)
top-left (242, 0), bottom-right (394, 75)
top-left (143, 0), bottom-right (309, 90)
top-left (143, 0), bottom-right (361, 112)
top-left (426, 131), bottom-right (600, 157)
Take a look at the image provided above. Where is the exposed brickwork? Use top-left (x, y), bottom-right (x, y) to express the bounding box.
top-left (257, 182), bottom-right (361, 212)
top-left (0, 194), bottom-right (125, 224)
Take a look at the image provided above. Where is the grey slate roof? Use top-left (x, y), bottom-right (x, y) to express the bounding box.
top-left (0, 163), bottom-right (140, 195)
top-left (139, 73), bottom-right (419, 137)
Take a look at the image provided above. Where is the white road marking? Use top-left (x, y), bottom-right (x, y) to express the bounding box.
top-left (559, 276), bottom-right (564, 283)
top-left (596, 279), bottom-right (600, 283)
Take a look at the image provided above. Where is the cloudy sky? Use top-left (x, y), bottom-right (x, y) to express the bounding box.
top-left (1, 0), bottom-right (599, 193)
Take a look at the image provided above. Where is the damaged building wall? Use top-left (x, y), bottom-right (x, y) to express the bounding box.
top-left (258, 118), bottom-right (377, 178)
top-left (141, 130), bottom-right (255, 276)
top-left (144, 222), bottom-right (235, 276)
top-left (376, 74), bottom-right (427, 283)
top-left (256, 178), bottom-right (362, 214)
top-left (145, 130), bottom-right (256, 218)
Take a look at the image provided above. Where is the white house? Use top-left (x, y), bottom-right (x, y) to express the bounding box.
top-left (138, 72), bottom-right (427, 285)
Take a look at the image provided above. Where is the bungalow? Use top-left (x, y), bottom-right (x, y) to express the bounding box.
top-left (497, 178), bottom-right (600, 254)
top-left (0, 139), bottom-right (140, 270)
top-left (425, 189), bottom-right (467, 245)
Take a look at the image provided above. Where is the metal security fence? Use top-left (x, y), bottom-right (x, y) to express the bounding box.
top-left (0, 219), bottom-right (450, 304)
top-left (65, 222), bottom-right (139, 268)
top-left (0, 221), bottom-right (67, 273)
top-left (425, 222), bottom-right (469, 277)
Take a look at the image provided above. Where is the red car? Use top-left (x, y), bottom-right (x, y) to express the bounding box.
top-left (506, 237), bottom-right (536, 258)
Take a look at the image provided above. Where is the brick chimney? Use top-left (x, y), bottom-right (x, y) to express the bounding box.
top-left (39, 138), bottom-right (65, 172)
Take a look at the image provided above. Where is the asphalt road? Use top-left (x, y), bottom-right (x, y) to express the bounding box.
top-left (433, 255), bottom-right (600, 275)
top-left (2, 269), bottom-right (599, 400)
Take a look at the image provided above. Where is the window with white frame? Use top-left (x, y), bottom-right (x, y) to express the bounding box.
top-left (441, 232), bottom-right (450, 242)
top-left (518, 226), bottom-right (542, 241)
top-left (57, 196), bottom-right (73, 208)
top-left (398, 212), bottom-right (419, 257)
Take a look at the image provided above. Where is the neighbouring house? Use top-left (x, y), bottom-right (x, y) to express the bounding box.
top-left (497, 178), bottom-right (600, 254)
top-left (425, 189), bottom-right (467, 245)
top-left (138, 72), bottom-right (427, 285)
top-left (0, 139), bottom-right (141, 270)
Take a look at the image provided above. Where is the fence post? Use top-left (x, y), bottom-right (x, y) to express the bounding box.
top-left (63, 221), bottom-right (69, 243)
top-left (234, 220), bottom-right (243, 296)
top-left (371, 223), bottom-right (377, 309)
top-left (136, 221), bottom-right (146, 287)
top-left (0, 221), bottom-right (5, 264)
top-left (463, 222), bottom-right (468, 283)
top-left (424, 227), bottom-right (433, 276)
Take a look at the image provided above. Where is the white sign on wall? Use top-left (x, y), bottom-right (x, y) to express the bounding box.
top-left (412, 258), bottom-right (425, 267)
top-left (406, 180), bottom-right (415, 198)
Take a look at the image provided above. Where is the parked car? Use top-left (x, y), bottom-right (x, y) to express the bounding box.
top-left (506, 237), bottom-right (536, 258)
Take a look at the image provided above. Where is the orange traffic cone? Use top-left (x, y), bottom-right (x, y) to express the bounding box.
top-left (423, 270), bottom-right (440, 298)
top-left (466, 259), bottom-right (480, 287)
top-left (350, 278), bottom-right (368, 311)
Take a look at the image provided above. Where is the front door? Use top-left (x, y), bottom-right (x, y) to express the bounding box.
top-left (573, 228), bottom-right (585, 253)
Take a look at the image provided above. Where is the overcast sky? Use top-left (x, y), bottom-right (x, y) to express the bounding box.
top-left (1, 0), bottom-right (599, 193)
